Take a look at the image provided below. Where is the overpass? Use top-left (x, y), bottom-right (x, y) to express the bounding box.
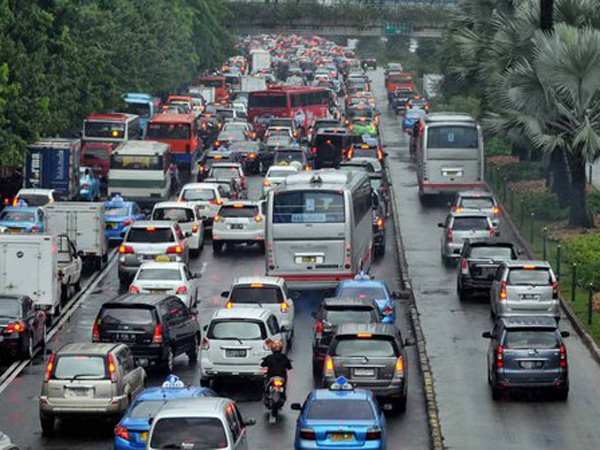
top-left (225, 2), bottom-right (450, 38)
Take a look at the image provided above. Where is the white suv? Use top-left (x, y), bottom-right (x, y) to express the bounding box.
top-left (151, 202), bottom-right (204, 257)
top-left (212, 201), bottom-right (265, 253)
top-left (178, 182), bottom-right (226, 226)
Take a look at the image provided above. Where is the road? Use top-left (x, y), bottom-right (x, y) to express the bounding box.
top-left (0, 163), bottom-right (429, 448)
top-left (373, 68), bottom-right (600, 450)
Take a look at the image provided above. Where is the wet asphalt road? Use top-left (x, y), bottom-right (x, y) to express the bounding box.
top-left (372, 68), bottom-right (600, 450)
top-left (0, 149), bottom-right (428, 448)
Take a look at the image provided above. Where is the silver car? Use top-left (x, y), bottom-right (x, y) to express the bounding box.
top-left (146, 397), bottom-right (255, 450)
top-left (178, 182), bottom-right (226, 225)
top-left (262, 166), bottom-right (300, 197)
top-left (212, 201), bottom-right (265, 253)
top-left (490, 261), bottom-right (559, 320)
top-left (454, 191), bottom-right (500, 229)
top-left (438, 212), bottom-right (494, 265)
top-left (151, 202), bottom-right (205, 257)
top-left (39, 343), bottom-right (146, 435)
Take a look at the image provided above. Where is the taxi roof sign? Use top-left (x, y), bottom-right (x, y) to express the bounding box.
top-left (330, 376), bottom-right (353, 391)
top-left (162, 374), bottom-right (185, 388)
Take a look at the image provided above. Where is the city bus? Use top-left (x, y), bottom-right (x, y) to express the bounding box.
top-left (248, 86), bottom-right (332, 136)
top-left (265, 170), bottom-right (372, 289)
top-left (83, 113), bottom-right (141, 144)
top-left (146, 113), bottom-right (201, 172)
top-left (196, 76), bottom-right (229, 103)
top-left (416, 112), bottom-right (485, 198)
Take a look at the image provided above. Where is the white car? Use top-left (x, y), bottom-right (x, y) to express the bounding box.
top-left (265, 126), bottom-right (295, 141)
top-left (212, 201), bottom-right (265, 253)
top-left (200, 308), bottom-right (288, 386)
top-left (262, 166), bottom-right (300, 197)
top-left (151, 202), bottom-right (205, 257)
top-left (221, 276), bottom-right (295, 342)
top-left (207, 163), bottom-right (247, 197)
top-left (178, 182), bottom-right (226, 226)
top-left (129, 261), bottom-right (201, 308)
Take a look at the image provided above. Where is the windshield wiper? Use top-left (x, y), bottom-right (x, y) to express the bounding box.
top-left (70, 373), bottom-right (102, 381)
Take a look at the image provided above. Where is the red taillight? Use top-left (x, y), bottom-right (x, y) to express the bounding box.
top-left (152, 324), bottom-right (163, 344)
top-left (4, 322), bottom-right (25, 334)
top-left (92, 322), bottom-right (100, 342)
top-left (201, 337), bottom-right (210, 350)
top-left (460, 258), bottom-right (470, 275)
top-left (114, 425), bottom-right (130, 441)
top-left (176, 285), bottom-right (188, 294)
top-left (46, 353), bottom-right (56, 381)
top-left (445, 228), bottom-right (453, 243)
top-left (30, 225), bottom-right (40, 233)
top-left (312, 147), bottom-right (317, 155)
top-left (553, 280), bottom-right (558, 299)
top-left (496, 345), bottom-right (504, 367)
top-left (395, 356), bottom-right (404, 376)
top-left (264, 338), bottom-right (273, 351)
top-left (210, 199), bottom-right (223, 206)
top-left (382, 305), bottom-right (393, 316)
top-left (108, 353), bottom-right (117, 382)
top-left (122, 219), bottom-right (133, 227)
top-left (166, 245), bottom-right (183, 254)
top-left (255, 215), bottom-right (262, 223)
top-left (499, 281), bottom-right (508, 300)
top-left (192, 225), bottom-right (199, 233)
top-left (300, 429), bottom-right (316, 440)
top-left (560, 344), bottom-right (567, 367)
top-left (119, 245), bottom-right (134, 254)
top-left (214, 215), bottom-right (221, 223)
top-left (315, 321), bottom-right (323, 339)
top-left (128, 285), bottom-right (140, 294)
top-left (366, 429), bottom-right (382, 440)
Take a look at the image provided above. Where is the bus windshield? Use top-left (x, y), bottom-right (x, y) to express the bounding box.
top-left (85, 121), bottom-right (125, 139)
top-left (273, 191), bottom-right (345, 223)
top-left (147, 123), bottom-right (191, 140)
top-left (427, 126), bottom-right (478, 149)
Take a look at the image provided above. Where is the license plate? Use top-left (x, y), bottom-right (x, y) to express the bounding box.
top-left (226, 349), bottom-right (247, 358)
top-left (520, 361), bottom-right (543, 369)
top-left (67, 388), bottom-right (91, 398)
top-left (353, 368), bottom-right (375, 377)
top-left (330, 433), bottom-right (353, 442)
top-left (148, 289), bottom-right (167, 294)
top-left (115, 333), bottom-right (136, 342)
top-left (230, 224), bottom-right (244, 230)
top-left (444, 171), bottom-right (459, 177)
top-left (520, 294), bottom-right (540, 301)
top-left (140, 431), bottom-right (148, 442)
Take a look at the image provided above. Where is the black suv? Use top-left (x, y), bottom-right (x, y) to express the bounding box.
top-left (311, 297), bottom-right (382, 378)
top-left (93, 294), bottom-right (200, 372)
top-left (457, 239), bottom-right (518, 301)
top-left (483, 316), bottom-right (569, 400)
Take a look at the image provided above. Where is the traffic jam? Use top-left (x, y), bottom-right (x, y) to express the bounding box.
top-left (0, 32), bottom-right (589, 450)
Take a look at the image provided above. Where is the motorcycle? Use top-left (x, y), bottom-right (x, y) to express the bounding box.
top-left (264, 376), bottom-right (286, 423)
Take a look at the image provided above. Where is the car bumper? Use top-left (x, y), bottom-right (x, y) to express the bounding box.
top-left (115, 436), bottom-right (146, 450)
top-left (39, 395), bottom-right (128, 416)
top-left (0, 336), bottom-right (23, 354)
top-left (212, 229), bottom-right (264, 242)
top-left (459, 276), bottom-right (493, 291)
top-left (493, 371), bottom-right (568, 390)
top-left (496, 303), bottom-right (560, 319)
top-left (200, 361), bottom-right (266, 379)
top-left (295, 440), bottom-right (384, 450)
top-left (129, 344), bottom-right (168, 365)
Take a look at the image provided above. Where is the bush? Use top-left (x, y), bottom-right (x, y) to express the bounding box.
top-left (485, 135), bottom-right (512, 157)
top-left (498, 161), bottom-right (544, 182)
top-left (588, 190), bottom-right (600, 215)
top-left (431, 95), bottom-right (482, 121)
top-left (522, 190), bottom-right (567, 221)
top-left (563, 234), bottom-right (600, 287)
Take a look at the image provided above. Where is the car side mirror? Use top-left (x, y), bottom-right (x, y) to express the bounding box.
top-left (482, 331), bottom-right (492, 339)
top-left (221, 291), bottom-right (230, 298)
top-left (291, 403), bottom-right (302, 411)
top-left (244, 418), bottom-right (257, 427)
top-left (193, 272), bottom-right (202, 279)
top-left (190, 307), bottom-right (198, 315)
top-left (404, 337), bottom-right (416, 346)
top-left (561, 331), bottom-right (570, 338)
top-left (77, 250), bottom-right (84, 257)
top-left (203, 325), bottom-right (208, 331)
top-left (281, 325), bottom-right (290, 332)
top-left (437, 223), bottom-right (445, 228)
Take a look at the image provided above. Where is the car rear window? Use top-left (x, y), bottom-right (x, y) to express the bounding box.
top-left (0, 211), bottom-right (35, 221)
top-left (268, 169), bottom-right (296, 178)
top-left (0, 299), bottom-right (21, 317)
top-left (469, 246), bottom-right (514, 260)
top-left (324, 307), bottom-right (377, 325)
top-left (126, 227), bottom-right (175, 243)
top-left (307, 400), bottom-right (375, 421)
top-left (16, 194), bottom-right (48, 206)
top-left (150, 417), bottom-right (227, 449)
top-left (508, 269), bottom-right (551, 286)
top-left (336, 286), bottom-right (386, 301)
top-left (230, 286), bottom-right (283, 304)
top-left (99, 306), bottom-right (155, 326)
top-left (459, 197), bottom-right (495, 209)
top-left (181, 188), bottom-right (216, 202)
top-left (220, 206), bottom-right (258, 218)
top-left (53, 355), bottom-right (107, 380)
top-left (153, 207), bottom-right (194, 222)
top-left (137, 269), bottom-right (182, 281)
top-left (208, 320), bottom-right (266, 340)
top-left (106, 206), bottom-right (130, 217)
top-left (333, 336), bottom-right (397, 357)
top-left (129, 400), bottom-right (165, 419)
top-left (504, 330), bottom-right (559, 349)
top-left (452, 217), bottom-right (490, 231)
top-left (211, 167), bottom-right (239, 179)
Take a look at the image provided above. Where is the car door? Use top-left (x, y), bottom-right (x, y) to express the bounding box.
top-left (68, 238), bottom-right (83, 284)
top-left (22, 298), bottom-right (40, 346)
top-left (167, 298), bottom-right (193, 355)
top-left (120, 346), bottom-right (145, 397)
top-left (232, 404), bottom-right (249, 449)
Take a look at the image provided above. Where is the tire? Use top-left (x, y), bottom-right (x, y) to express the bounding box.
top-left (491, 386), bottom-right (501, 401)
top-left (190, 247), bottom-right (201, 258)
top-left (200, 377), bottom-right (212, 388)
top-left (458, 288), bottom-right (468, 302)
top-left (163, 348), bottom-right (174, 373)
top-left (212, 241), bottom-right (223, 254)
top-left (395, 395), bottom-right (407, 414)
top-left (187, 334), bottom-right (199, 362)
top-left (40, 415), bottom-right (55, 436)
top-left (556, 388), bottom-right (569, 401)
top-left (21, 333), bottom-right (34, 360)
top-left (258, 241), bottom-right (266, 254)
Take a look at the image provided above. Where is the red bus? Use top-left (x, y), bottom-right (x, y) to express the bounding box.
top-left (386, 72), bottom-right (415, 100)
top-left (248, 86), bottom-right (332, 135)
top-left (196, 76), bottom-right (228, 103)
top-left (146, 113), bottom-right (201, 171)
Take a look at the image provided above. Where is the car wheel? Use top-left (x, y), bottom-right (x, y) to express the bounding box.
top-left (212, 241), bottom-right (223, 254)
top-left (556, 388), bottom-right (569, 401)
top-left (187, 334), bottom-right (199, 362)
top-left (22, 333), bottom-right (34, 360)
top-left (491, 386), bottom-right (501, 401)
top-left (163, 348), bottom-right (174, 373)
top-left (458, 288), bottom-right (468, 302)
top-left (40, 415), bottom-right (55, 436)
top-left (191, 247), bottom-right (201, 258)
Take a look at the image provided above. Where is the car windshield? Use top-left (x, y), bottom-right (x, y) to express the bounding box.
top-left (124, 102), bottom-right (151, 118)
top-left (150, 417), bottom-right (228, 449)
top-left (274, 151), bottom-right (303, 163)
top-left (106, 206), bottom-right (130, 217)
top-left (0, 211), bottom-right (35, 221)
top-left (16, 194), bottom-right (49, 206)
top-left (334, 337), bottom-right (396, 357)
top-left (208, 320), bottom-right (265, 340)
top-left (181, 188), bottom-right (216, 202)
top-left (220, 129), bottom-right (246, 141)
top-left (504, 330), bottom-right (559, 349)
top-left (85, 121), bottom-right (125, 139)
top-left (153, 207), bottom-right (194, 223)
top-left (427, 126), bottom-right (478, 149)
top-left (452, 217), bottom-right (490, 231)
top-left (211, 167), bottom-right (239, 179)
top-left (268, 169), bottom-right (296, 178)
top-left (460, 197), bottom-right (495, 209)
top-left (469, 246), bottom-right (514, 260)
top-left (126, 228), bottom-right (175, 243)
top-left (53, 355), bottom-right (106, 380)
top-left (0, 300), bottom-right (21, 317)
top-left (100, 306), bottom-right (154, 325)
top-left (220, 206), bottom-right (258, 218)
top-left (324, 307), bottom-right (375, 325)
top-left (129, 400), bottom-right (165, 419)
top-left (230, 286), bottom-right (283, 304)
top-left (137, 269), bottom-right (182, 281)
top-left (508, 269), bottom-right (551, 286)
top-left (307, 400), bottom-right (375, 421)
top-left (83, 147), bottom-right (109, 160)
top-left (336, 286), bottom-right (386, 301)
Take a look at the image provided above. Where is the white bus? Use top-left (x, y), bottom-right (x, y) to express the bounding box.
top-left (265, 170), bottom-right (373, 289)
top-left (416, 112), bottom-right (484, 198)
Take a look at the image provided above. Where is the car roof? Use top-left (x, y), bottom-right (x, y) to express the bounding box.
top-left (102, 293), bottom-right (173, 307)
top-left (211, 162), bottom-right (242, 168)
top-left (181, 182), bottom-right (221, 190)
top-left (338, 278), bottom-right (387, 288)
top-left (136, 387), bottom-right (215, 402)
top-left (130, 220), bottom-right (175, 229)
top-left (138, 261), bottom-right (185, 270)
top-left (212, 307), bottom-right (272, 321)
top-left (322, 297), bottom-right (378, 308)
top-left (152, 397), bottom-right (232, 419)
top-left (335, 322), bottom-right (398, 337)
top-left (449, 211), bottom-right (491, 219)
top-left (222, 200), bottom-right (259, 207)
top-left (58, 342), bottom-right (121, 355)
top-left (233, 276), bottom-right (285, 287)
top-left (499, 316), bottom-right (558, 329)
top-left (502, 260), bottom-right (551, 268)
top-left (311, 388), bottom-right (371, 401)
top-left (153, 202), bottom-right (195, 210)
top-left (267, 166), bottom-right (299, 173)
top-left (1, 206), bottom-right (40, 213)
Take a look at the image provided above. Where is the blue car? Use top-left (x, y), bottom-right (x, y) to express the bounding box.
top-left (334, 273), bottom-right (399, 323)
top-left (79, 166), bottom-right (101, 201)
top-left (402, 109), bottom-right (426, 133)
top-left (292, 377), bottom-right (387, 450)
top-left (104, 196), bottom-right (145, 242)
top-left (0, 205), bottom-right (45, 233)
top-left (114, 376), bottom-right (217, 449)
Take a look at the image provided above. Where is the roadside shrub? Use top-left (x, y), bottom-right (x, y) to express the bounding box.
top-left (588, 190), bottom-right (600, 215)
top-left (497, 161), bottom-right (544, 182)
top-left (521, 190), bottom-right (566, 221)
top-left (563, 234), bottom-right (600, 287)
top-left (485, 135), bottom-right (512, 157)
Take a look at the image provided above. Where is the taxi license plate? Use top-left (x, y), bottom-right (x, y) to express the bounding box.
top-left (353, 368), bottom-right (375, 377)
top-left (140, 431), bottom-right (148, 442)
top-left (331, 433), bottom-right (353, 442)
top-left (226, 349), bottom-right (247, 358)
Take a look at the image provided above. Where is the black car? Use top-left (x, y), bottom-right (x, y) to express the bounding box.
top-left (196, 150), bottom-right (243, 181)
top-left (93, 294), bottom-right (201, 372)
top-left (311, 297), bottom-right (382, 378)
top-left (227, 140), bottom-right (266, 174)
top-left (0, 295), bottom-right (46, 360)
top-left (392, 88), bottom-right (414, 115)
top-left (372, 190), bottom-right (386, 258)
top-left (362, 58), bottom-right (377, 70)
top-left (312, 128), bottom-right (357, 169)
top-left (457, 239), bottom-right (519, 301)
top-left (483, 316), bottom-right (569, 400)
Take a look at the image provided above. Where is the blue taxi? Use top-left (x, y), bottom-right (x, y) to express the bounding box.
top-left (292, 377), bottom-right (387, 450)
top-left (0, 205), bottom-right (45, 233)
top-left (104, 196), bottom-right (145, 242)
top-left (335, 273), bottom-right (399, 324)
top-left (114, 375), bottom-right (217, 449)
top-left (79, 166), bottom-right (101, 201)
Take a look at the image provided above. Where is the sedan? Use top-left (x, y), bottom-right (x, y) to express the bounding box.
top-left (0, 206), bottom-right (45, 234)
top-left (104, 196), bottom-right (145, 243)
top-left (0, 295), bottom-right (46, 360)
top-left (334, 274), bottom-right (400, 324)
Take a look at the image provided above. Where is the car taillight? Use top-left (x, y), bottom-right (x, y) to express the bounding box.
top-left (249, 153), bottom-right (257, 159)
top-left (119, 245), bottom-right (134, 254)
top-left (152, 324), bottom-right (163, 344)
top-left (263, 179), bottom-right (271, 187)
top-left (377, 150), bottom-right (383, 161)
top-left (300, 429), bottom-right (316, 440)
top-left (92, 322), bottom-right (100, 342)
top-left (445, 228), bottom-right (453, 243)
top-left (108, 353), bottom-right (117, 382)
top-left (460, 258), bottom-right (470, 275)
top-left (347, 149), bottom-right (353, 159)
top-left (553, 280), bottom-right (558, 299)
top-left (382, 305), bottom-right (393, 316)
top-left (214, 215), bottom-right (221, 222)
top-left (395, 356), bottom-right (404, 376)
top-left (455, 207), bottom-right (463, 213)
top-left (114, 425), bottom-right (130, 441)
top-left (214, 140), bottom-right (221, 147)
top-left (192, 225), bottom-right (199, 233)
top-left (30, 225), bottom-right (40, 233)
top-left (280, 302), bottom-right (289, 313)
top-left (324, 355), bottom-right (335, 377)
top-left (201, 337), bottom-right (210, 350)
top-left (210, 199), bottom-right (223, 206)
top-left (46, 353), bottom-right (56, 381)
top-left (377, 217), bottom-right (384, 229)
top-left (499, 281), bottom-right (508, 300)
top-left (315, 321), bottom-right (323, 339)
top-left (176, 286), bottom-right (188, 294)
top-left (493, 206), bottom-right (500, 216)
top-left (255, 215), bottom-right (262, 223)
top-left (128, 285), bottom-right (140, 294)
top-left (122, 219), bottom-right (133, 227)
top-left (4, 321), bottom-right (25, 334)
top-left (490, 227), bottom-right (495, 237)
top-left (264, 338), bottom-right (273, 351)
top-left (366, 429), bottom-right (382, 440)
top-left (496, 345), bottom-right (504, 367)
top-left (560, 344), bottom-right (567, 367)
top-left (167, 246), bottom-right (183, 254)
top-left (312, 147), bottom-right (317, 154)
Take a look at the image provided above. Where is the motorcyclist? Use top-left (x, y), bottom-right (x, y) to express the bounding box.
top-left (261, 340), bottom-right (292, 400)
